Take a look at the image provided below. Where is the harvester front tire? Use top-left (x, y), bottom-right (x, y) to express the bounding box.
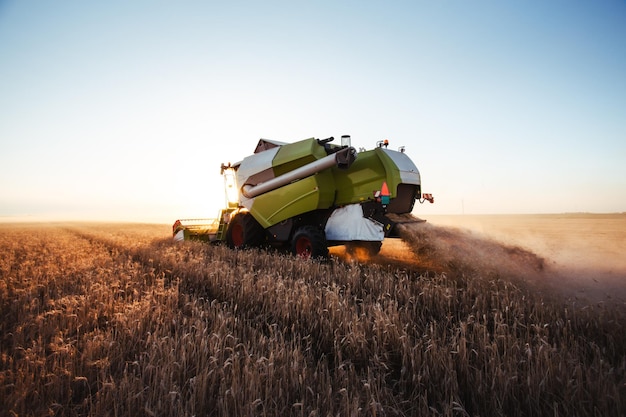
top-left (226, 213), bottom-right (265, 249)
top-left (292, 226), bottom-right (328, 260)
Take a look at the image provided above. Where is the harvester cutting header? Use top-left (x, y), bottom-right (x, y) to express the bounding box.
top-left (173, 135), bottom-right (433, 259)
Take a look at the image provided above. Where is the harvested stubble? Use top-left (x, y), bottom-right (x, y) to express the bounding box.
top-left (0, 223), bottom-right (624, 417)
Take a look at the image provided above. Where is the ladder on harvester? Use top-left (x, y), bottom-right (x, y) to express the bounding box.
top-left (215, 208), bottom-right (236, 242)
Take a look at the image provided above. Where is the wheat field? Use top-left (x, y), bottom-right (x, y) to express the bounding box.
top-left (1, 221), bottom-right (624, 416)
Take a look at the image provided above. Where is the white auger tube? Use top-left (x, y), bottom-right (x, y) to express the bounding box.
top-left (241, 147), bottom-right (356, 199)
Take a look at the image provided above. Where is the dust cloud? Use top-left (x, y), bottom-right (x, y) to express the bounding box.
top-left (397, 222), bottom-right (544, 279)
top-left (382, 215), bottom-right (626, 305)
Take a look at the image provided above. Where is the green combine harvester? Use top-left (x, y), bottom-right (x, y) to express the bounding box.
top-left (172, 135), bottom-right (433, 259)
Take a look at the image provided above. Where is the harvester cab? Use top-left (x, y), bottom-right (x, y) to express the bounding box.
top-left (173, 135), bottom-right (433, 259)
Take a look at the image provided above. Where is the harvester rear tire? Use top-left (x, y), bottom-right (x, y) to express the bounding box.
top-left (226, 213), bottom-right (265, 249)
top-left (292, 226), bottom-right (328, 260)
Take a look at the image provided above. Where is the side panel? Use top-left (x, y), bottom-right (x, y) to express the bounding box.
top-left (332, 148), bottom-right (421, 211)
top-left (236, 147), bottom-right (280, 188)
top-left (332, 149), bottom-right (388, 205)
top-left (377, 149), bottom-right (421, 213)
top-left (249, 170), bottom-right (336, 228)
top-left (379, 149), bottom-right (421, 186)
top-left (272, 138), bottom-right (328, 176)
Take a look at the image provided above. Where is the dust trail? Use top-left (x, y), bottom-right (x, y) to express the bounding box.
top-left (332, 215), bottom-right (626, 305)
top-left (392, 219), bottom-right (626, 305)
top-left (396, 221), bottom-right (546, 283)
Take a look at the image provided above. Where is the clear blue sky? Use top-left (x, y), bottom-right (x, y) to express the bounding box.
top-left (1, 0), bottom-right (625, 222)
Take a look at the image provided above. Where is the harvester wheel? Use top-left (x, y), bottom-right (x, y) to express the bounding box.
top-left (226, 213), bottom-right (265, 249)
top-left (292, 226), bottom-right (328, 260)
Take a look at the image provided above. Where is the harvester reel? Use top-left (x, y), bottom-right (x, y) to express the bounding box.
top-left (292, 226), bottom-right (329, 260)
top-left (226, 212), bottom-right (265, 249)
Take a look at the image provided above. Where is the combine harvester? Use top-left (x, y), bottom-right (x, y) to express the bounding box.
top-left (173, 135), bottom-right (433, 259)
